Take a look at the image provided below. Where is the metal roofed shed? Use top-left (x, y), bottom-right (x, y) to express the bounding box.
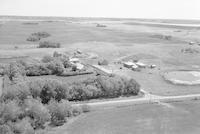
top-left (69, 58), bottom-right (80, 63)
top-left (75, 63), bottom-right (84, 70)
top-left (136, 62), bottom-right (147, 68)
top-left (123, 61), bottom-right (136, 68)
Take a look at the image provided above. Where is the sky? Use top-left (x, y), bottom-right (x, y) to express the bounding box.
top-left (0, 0), bottom-right (200, 20)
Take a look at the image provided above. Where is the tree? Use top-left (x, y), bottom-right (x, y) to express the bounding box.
top-left (47, 60), bottom-right (65, 75)
top-left (24, 98), bottom-right (51, 129)
top-left (98, 59), bottom-right (109, 65)
top-left (4, 62), bottom-right (26, 83)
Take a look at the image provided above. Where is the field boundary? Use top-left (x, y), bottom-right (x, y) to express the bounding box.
top-left (73, 89), bottom-right (200, 110)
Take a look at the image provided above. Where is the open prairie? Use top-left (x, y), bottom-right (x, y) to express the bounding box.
top-left (1, 16), bottom-right (200, 134)
top-left (63, 100), bottom-right (200, 134)
top-left (1, 17), bottom-right (200, 96)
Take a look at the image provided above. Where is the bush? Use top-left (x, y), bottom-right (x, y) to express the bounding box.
top-left (26, 64), bottom-right (52, 76)
top-left (47, 100), bottom-right (72, 126)
top-left (27, 36), bottom-right (40, 42)
top-left (98, 59), bottom-right (109, 65)
top-left (24, 98), bottom-right (51, 129)
top-left (11, 117), bottom-right (34, 134)
top-left (124, 78), bottom-right (140, 95)
top-left (96, 76), bottom-right (140, 97)
top-left (71, 106), bottom-right (82, 116)
top-left (0, 124), bottom-right (13, 134)
top-left (27, 32), bottom-right (50, 42)
top-left (59, 71), bottom-right (93, 77)
top-left (96, 76), bottom-right (121, 97)
top-left (4, 62), bottom-right (26, 83)
top-left (2, 82), bottom-right (31, 101)
top-left (32, 32), bottom-right (50, 38)
top-left (46, 60), bottom-right (64, 75)
top-left (0, 100), bottom-right (23, 123)
top-left (81, 104), bottom-right (90, 113)
top-left (38, 41), bottom-right (61, 48)
top-left (29, 79), bottom-right (68, 103)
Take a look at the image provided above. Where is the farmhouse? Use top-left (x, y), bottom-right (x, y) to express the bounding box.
top-left (69, 58), bottom-right (84, 70)
top-left (75, 63), bottom-right (84, 70)
top-left (123, 61), bottom-right (136, 68)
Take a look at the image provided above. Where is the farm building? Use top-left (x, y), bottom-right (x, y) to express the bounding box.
top-left (150, 64), bottom-right (156, 68)
top-left (189, 41), bottom-right (195, 45)
top-left (132, 64), bottom-right (139, 70)
top-left (70, 58), bottom-right (80, 64)
top-left (136, 62), bottom-right (147, 68)
top-left (123, 61), bottom-right (136, 68)
top-left (75, 63), bottom-right (84, 70)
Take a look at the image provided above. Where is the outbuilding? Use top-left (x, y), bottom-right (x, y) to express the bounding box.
top-left (136, 62), bottom-right (147, 68)
top-left (69, 58), bottom-right (80, 64)
top-left (123, 61), bottom-right (136, 68)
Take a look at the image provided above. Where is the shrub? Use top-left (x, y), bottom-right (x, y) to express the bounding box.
top-left (68, 82), bottom-right (101, 101)
top-left (0, 124), bottom-right (13, 134)
top-left (3, 82), bottom-right (31, 101)
top-left (96, 76), bottom-right (121, 97)
top-left (81, 104), bottom-right (90, 113)
top-left (27, 36), bottom-right (40, 42)
top-left (59, 71), bottom-right (93, 77)
top-left (0, 100), bottom-right (23, 123)
top-left (27, 32), bottom-right (50, 42)
top-left (29, 79), bottom-right (68, 103)
top-left (2, 75), bottom-right (12, 89)
top-left (32, 32), bottom-right (50, 38)
top-left (24, 98), bottom-right (51, 129)
top-left (98, 59), bottom-right (109, 65)
top-left (38, 41), bottom-right (61, 48)
top-left (26, 64), bottom-right (52, 76)
top-left (11, 117), bottom-right (34, 134)
top-left (124, 78), bottom-right (140, 95)
top-left (62, 58), bottom-right (71, 68)
top-left (4, 62), bottom-right (26, 83)
top-left (47, 100), bottom-right (72, 126)
top-left (46, 60), bottom-right (64, 75)
top-left (71, 106), bottom-right (82, 116)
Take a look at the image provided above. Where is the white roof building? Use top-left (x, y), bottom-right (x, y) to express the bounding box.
top-left (123, 61), bottom-right (137, 68)
top-left (136, 62), bottom-right (147, 68)
top-left (69, 58), bottom-right (80, 63)
top-left (132, 64), bottom-right (138, 69)
top-left (75, 63), bottom-right (84, 70)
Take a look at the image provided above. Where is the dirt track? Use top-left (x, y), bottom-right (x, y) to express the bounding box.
top-left (74, 89), bottom-right (200, 110)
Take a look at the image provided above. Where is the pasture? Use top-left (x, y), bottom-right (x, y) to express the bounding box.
top-left (1, 17), bottom-right (200, 95)
top-left (1, 16), bottom-right (200, 134)
top-left (63, 100), bottom-right (200, 134)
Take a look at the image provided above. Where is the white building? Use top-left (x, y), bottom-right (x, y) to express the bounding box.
top-left (123, 61), bottom-right (136, 68)
top-left (136, 62), bottom-right (147, 68)
top-left (75, 63), bottom-right (84, 70)
top-left (69, 58), bottom-right (80, 64)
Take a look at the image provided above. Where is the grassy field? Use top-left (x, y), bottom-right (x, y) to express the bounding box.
top-left (1, 17), bottom-right (200, 96)
top-left (2, 16), bottom-right (200, 134)
top-left (59, 100), bottom-right (200, 134)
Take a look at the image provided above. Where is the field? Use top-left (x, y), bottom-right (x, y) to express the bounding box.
top-left (1, 17), bottom-right (200, 95)
top-left (48, 100), bottom-right (200, 134)
top-left (1, 16), bottom-right (200, 134)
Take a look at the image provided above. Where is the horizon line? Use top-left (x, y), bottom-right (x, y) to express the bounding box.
top-left (0, 15), bottom-right (200, 21)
